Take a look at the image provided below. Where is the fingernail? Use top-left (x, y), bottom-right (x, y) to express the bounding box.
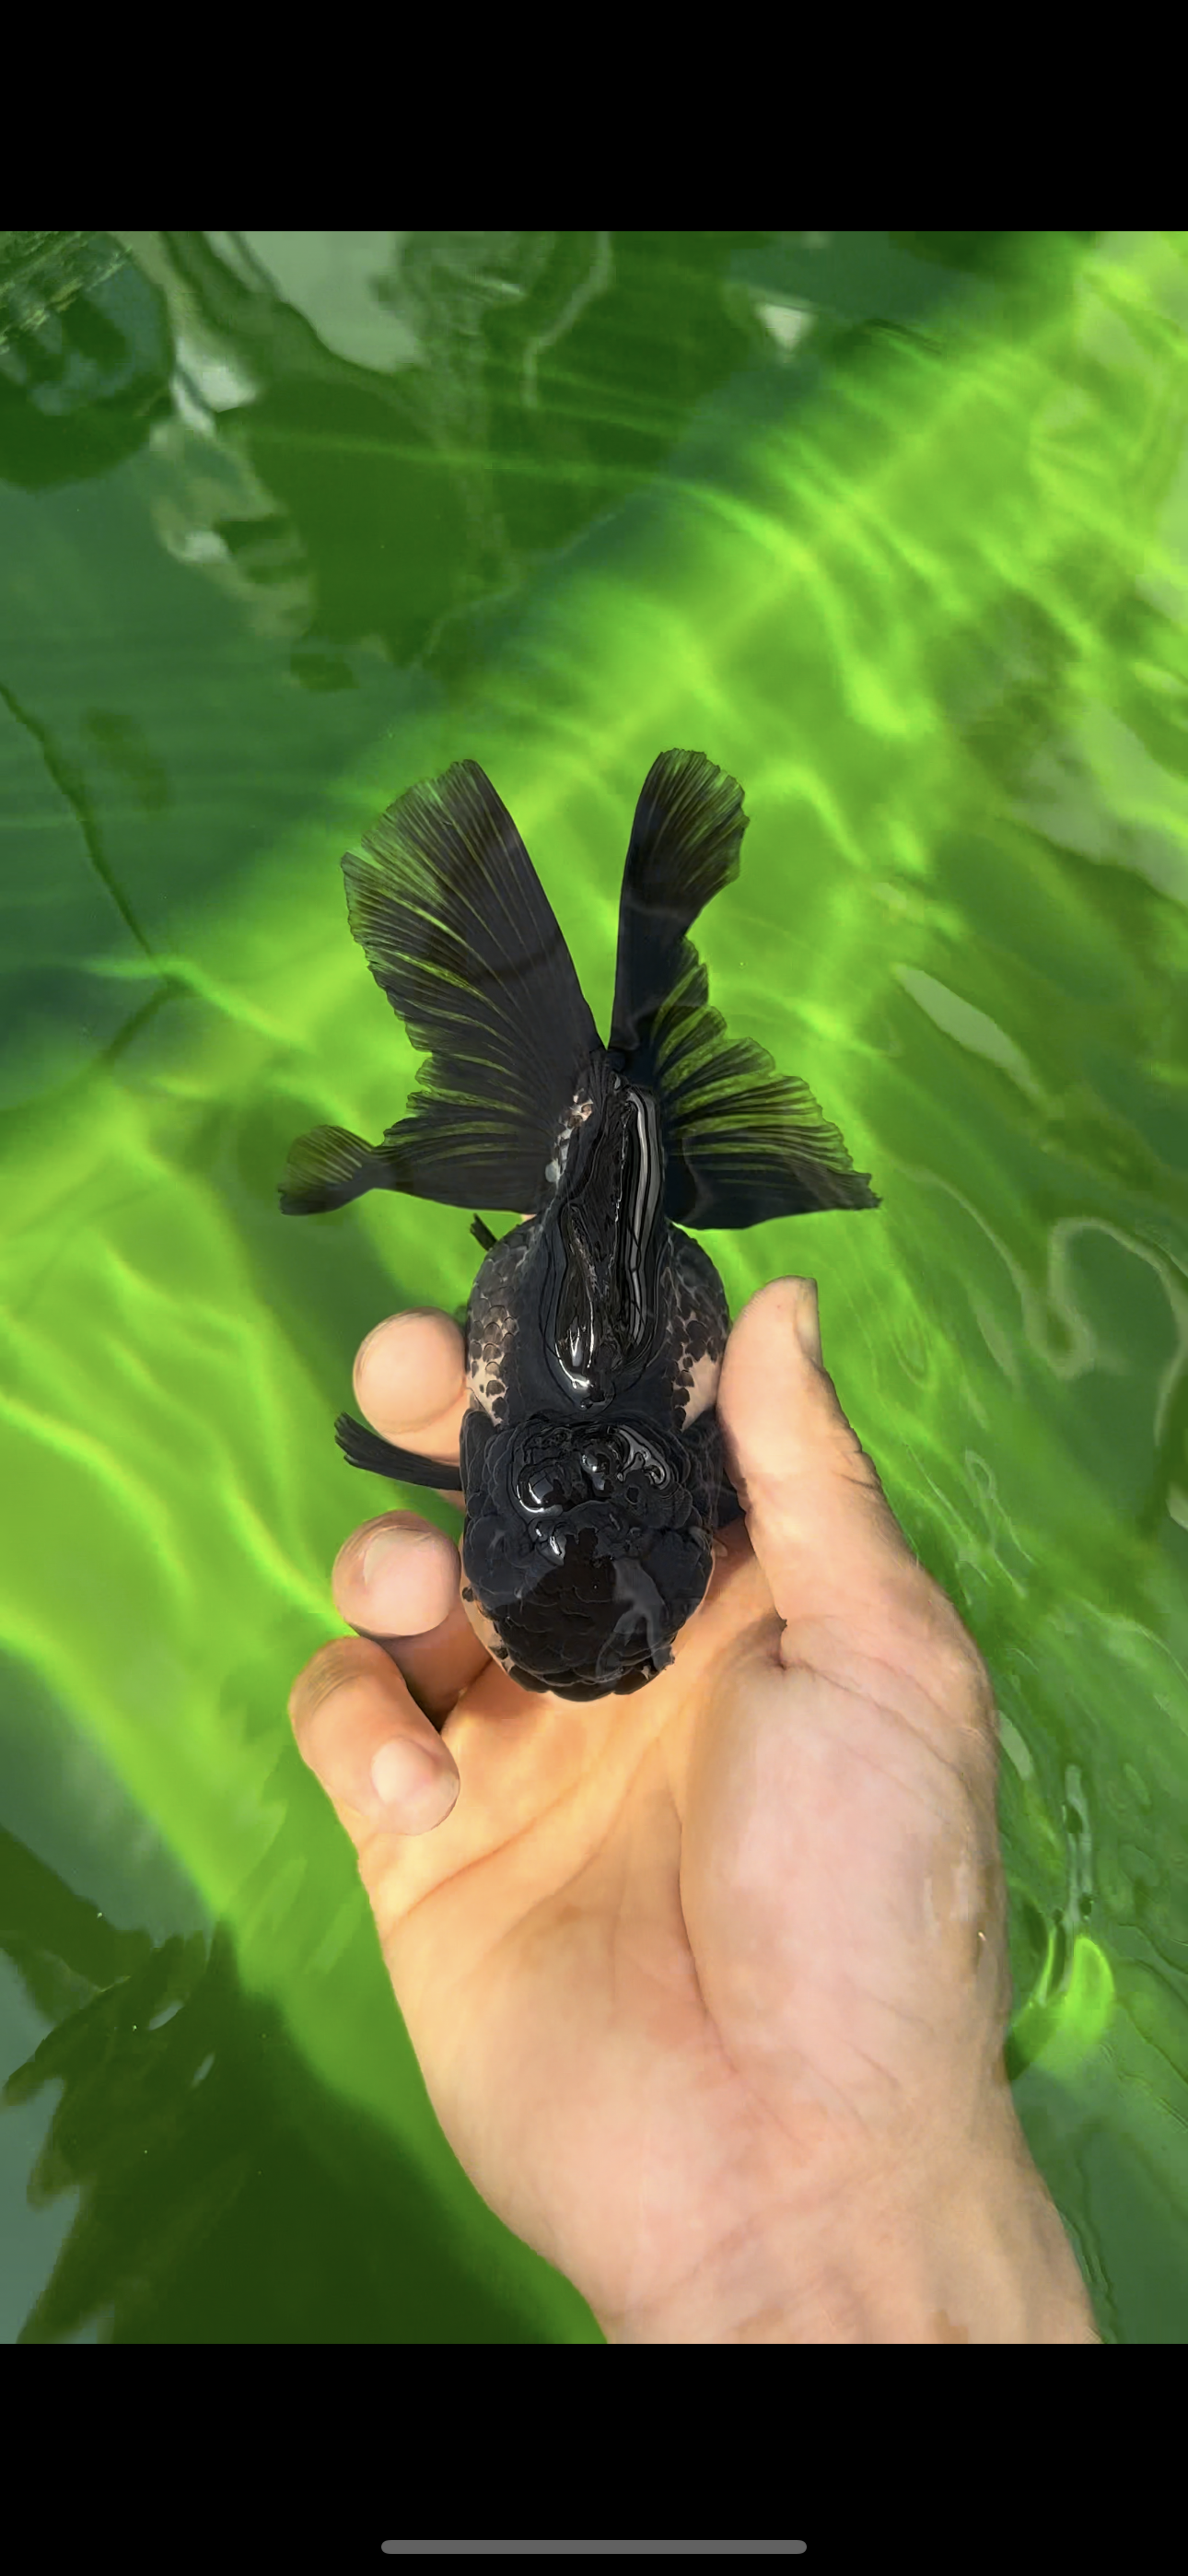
top-left (370, 1738), bottom-right (455, 1818)
top-left (362, 1527), bottom-right (427, 1588)
top-left (355, 1316), bottom-right (398, 1371)
top-left (794, 1279), bottom-right (822, 1364)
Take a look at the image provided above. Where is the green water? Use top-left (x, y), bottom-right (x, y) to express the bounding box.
top-left (1, 230), bottom-right (1186, 2344)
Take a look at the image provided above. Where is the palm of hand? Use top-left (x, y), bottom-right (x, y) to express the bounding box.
top-left (293, 1282), bottom-right (1008, 2341)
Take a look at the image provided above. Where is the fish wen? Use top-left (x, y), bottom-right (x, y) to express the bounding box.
top-left (280, 752), bottom-right (877, 1702)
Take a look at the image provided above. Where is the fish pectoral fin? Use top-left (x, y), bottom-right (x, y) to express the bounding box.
top-left (333, 1412), bottom-right (463, 1493)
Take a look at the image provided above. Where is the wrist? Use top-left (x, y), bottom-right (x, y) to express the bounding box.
top-left (600, 2118), bottom-right (1099, 2346)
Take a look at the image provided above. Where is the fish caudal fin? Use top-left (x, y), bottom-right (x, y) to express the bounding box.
top-left (609, 749), bottom-right (878, 1229)
top-left (282, 761), bottom-right (602, 1222)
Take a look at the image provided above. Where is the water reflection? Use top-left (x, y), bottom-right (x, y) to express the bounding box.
top-left (2, 229), bottom-right (1187, 2343)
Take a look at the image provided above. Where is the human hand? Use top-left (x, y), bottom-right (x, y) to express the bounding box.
top-left (289, 1278), bottom-right (1098, 2343)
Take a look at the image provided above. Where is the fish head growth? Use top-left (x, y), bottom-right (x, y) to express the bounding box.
top-left (459, 1404), bottom-right (719, 1701)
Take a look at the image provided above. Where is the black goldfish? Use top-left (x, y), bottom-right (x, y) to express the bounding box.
top-left (280, 751), bottom-right (877, 1701)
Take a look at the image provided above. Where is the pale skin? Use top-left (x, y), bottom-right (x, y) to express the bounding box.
top-left (289, 1275), bottom-right (1100, 2344)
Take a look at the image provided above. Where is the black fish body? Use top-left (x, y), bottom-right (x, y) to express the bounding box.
top-left (456, 1055), bottom-right (731, 1698)
top-left (280, 751), bottom-right (877, 1701)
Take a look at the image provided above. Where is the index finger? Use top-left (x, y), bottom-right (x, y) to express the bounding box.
top-left (353, 1309), bottom-right (469, 1486)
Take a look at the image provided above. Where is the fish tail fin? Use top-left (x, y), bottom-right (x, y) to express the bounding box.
top-left (610, 748), bottom-right (749, 1071)
top-left (609, 749), bottom-right (878, 1229)
top-left (281, 760), bottom-right (602, 1222)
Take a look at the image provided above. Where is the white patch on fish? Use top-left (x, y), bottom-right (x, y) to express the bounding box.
top-left (679, 1350), bottom-right (720, 1426)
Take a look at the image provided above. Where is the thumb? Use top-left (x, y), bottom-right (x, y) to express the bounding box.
top-left (716, 1276), bottom-right (929, 1655)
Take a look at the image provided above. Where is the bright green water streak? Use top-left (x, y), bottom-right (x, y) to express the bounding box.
top-left (3, 231), bottom-right (1187, 2337)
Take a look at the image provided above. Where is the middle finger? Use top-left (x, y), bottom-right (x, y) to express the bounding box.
top-left (333, 1513), bottom-right (488, 1726)
top-left (354, 1308), bottom-right (469, 1482)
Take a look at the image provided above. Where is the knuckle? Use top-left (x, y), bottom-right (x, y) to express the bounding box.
top-left (919, 1607), bottom-right (994, 1723)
